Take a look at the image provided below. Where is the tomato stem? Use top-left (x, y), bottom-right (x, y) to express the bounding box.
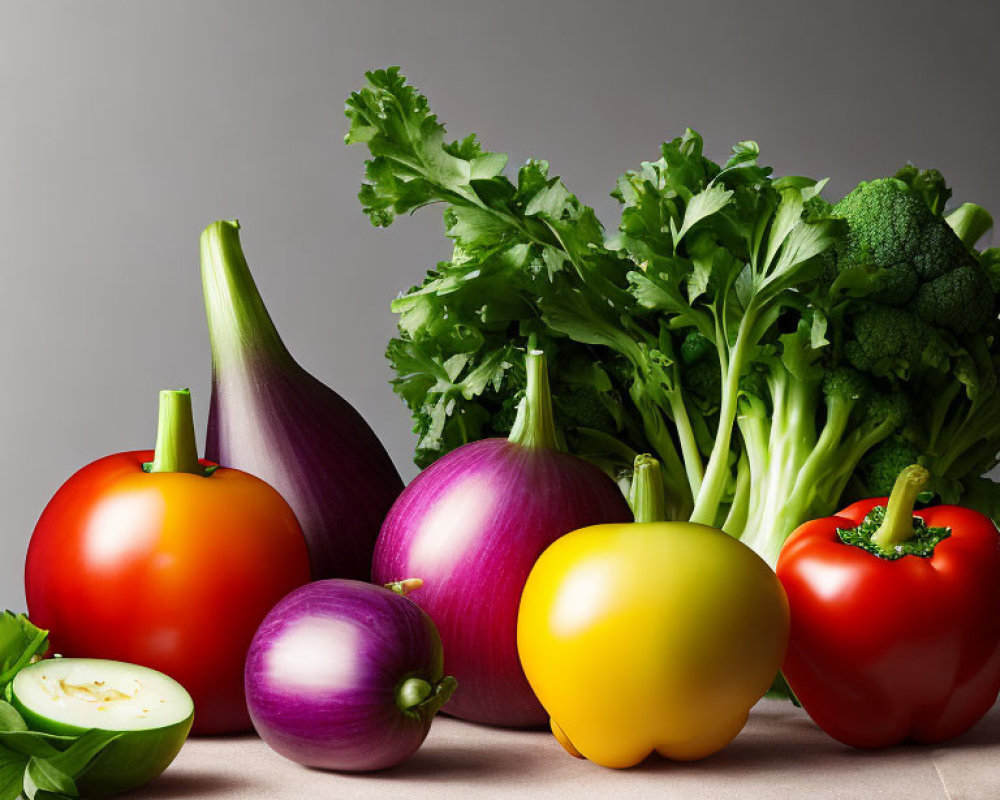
top-left (145, 389), bottom-right (208, 476)
top-left (508, 348), bottom-right (559, 451)
top-left (870, 465), bottom-right (929, 550)
top-left (630, 454), bottom-right (666, 523)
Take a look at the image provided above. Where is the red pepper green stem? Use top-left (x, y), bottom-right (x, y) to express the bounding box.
top-left (145, 389), bottom-right (208, 476)
top-left (630, 454), bottom-right (667, 524)
top-left (870, 465), bottom-right (930, 550)
top-left (507, 349), bottom-right (558, 451)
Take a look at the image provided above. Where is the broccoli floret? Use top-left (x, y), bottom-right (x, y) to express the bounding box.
top-left (860, 388), bottom-right (910, 431)
top-left (843, 307), bottom-right (948, 377)
top-left (554, 388), bottom-right (616, 431)
top-left (832, 178), bottom-right (996, 334)
top-left (685, 360), bottom-right (722, 415)
top-left (804, 194), bottom-right (835, 221)
top-left (856, 435), bottom-right (922, 496)
top-left (822, 366), bottom-right (869, 406)
top-left (915, 263), bottom-right (994, 334)
top-left (680, 332), bottom-right (721, 414)
top-left (833, 179), bottom-right (925, 298)
top-left (680, 331), bottom-right (714, 364)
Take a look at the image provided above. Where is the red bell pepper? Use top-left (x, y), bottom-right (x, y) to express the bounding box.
top-left (776, 465), bottom-right (1000, 748)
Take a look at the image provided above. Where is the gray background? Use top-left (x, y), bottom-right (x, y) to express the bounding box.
top-left (1, 0), bottom-right (997, 612)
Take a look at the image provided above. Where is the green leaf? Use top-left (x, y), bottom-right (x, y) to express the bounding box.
top-left (0, 613), bottom-right (48, 690)
top-left (0, 702), bottom-right (27, 733)
top-left (24, 757), bottom-right (77, 799)
top-left (46, 730), bottom-right (121, 778)
top-left (0, 731), bottom-right (68, 760)
top-left (0, 742), bottom-right (29, 800)
top-left (761, 216), bottom-right (841, 296)
top-left (672, 184), bottom-right (733, 246)
top-left (470, 152), bottom-right (507, 180)
top-left (524, 179), bottom-right (572, 219)
top-left (446, 207), bottom-right (510, 248)
top-left (810, 310), bottom-right (829, 349)
top-left (724, 140), bottom-right (760, 171)
top-left (0, 731), bottom-right (64, 758)
top-left (761, 189), bottom-right (806, 270)
top-left (458, 350), bottom-right (510, 400)
top-left (17, 729), bottom-right (122, 800)
top-left (541, 286), bottom-right (639, 358)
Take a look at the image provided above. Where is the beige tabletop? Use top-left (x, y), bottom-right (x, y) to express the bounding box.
top-left (137, 700), bottom-right (1000, 799)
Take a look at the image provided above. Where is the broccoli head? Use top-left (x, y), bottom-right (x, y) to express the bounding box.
top-left (832, 178), bottom-right (995, 335)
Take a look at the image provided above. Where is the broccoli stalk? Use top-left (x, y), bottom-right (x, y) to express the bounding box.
top-left (734, 362), bottom-right (906, 564)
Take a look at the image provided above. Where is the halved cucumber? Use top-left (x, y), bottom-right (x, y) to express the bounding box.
top-left (11, 658), bottom-right (193, 797)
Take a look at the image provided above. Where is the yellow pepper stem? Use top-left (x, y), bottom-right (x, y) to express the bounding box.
top-left (630, 454), bottom-right (667, 523)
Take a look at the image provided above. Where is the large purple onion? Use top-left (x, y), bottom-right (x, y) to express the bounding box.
top-left (373, 349), bottom-right (632, 727)
top-left (201, 220), bottom-right (403, 580)
top-left (245, 579), bottom-right (455, 771)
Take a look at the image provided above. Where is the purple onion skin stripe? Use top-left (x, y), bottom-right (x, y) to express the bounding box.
top-left (201, 220), bottom-right (404, 581)
top-left (373, 350), bottom-right (632, 727)
top-left (245, 580), bottom-right (454, 772)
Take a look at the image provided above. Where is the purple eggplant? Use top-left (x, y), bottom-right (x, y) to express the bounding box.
top-left (245, 579), bottom-right (454, 771)
top-left (373, 349), bottom-right (632, 727)
top-left (200, 220), bottom-right (404, 580)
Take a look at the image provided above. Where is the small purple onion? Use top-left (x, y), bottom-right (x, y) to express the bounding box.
top-left (201, 220), bottom-right (404, 581)
top-left (245, 579), bottom-right (455, 772)
top-left (373, 349), bottom-right (632, 727)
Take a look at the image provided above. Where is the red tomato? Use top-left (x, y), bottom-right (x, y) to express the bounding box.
top-left (25, 450), bottom-right (311, 735)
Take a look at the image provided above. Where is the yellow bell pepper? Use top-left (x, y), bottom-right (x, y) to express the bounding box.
top-left (517, 455), bottom-right (789, 768)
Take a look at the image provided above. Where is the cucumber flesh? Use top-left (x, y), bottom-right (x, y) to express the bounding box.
top-left (12, 658), bottom-right (193, 732)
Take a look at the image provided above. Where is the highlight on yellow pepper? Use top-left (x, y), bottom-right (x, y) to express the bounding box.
top-left (516, 454), bottom-right (790, 768)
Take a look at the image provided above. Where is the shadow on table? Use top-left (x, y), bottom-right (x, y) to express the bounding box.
top-left (626, 701), bottom-right (1000, 776)
top-left (137, 772), bottom-right (246, 798)
top-left (943, 703), bottom-right (1000, 749)
top-left (334, 741), bottom-right (541, 783)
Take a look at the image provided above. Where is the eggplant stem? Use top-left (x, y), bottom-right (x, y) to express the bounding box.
top-left (200, 220), bottom-right (294, 368)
